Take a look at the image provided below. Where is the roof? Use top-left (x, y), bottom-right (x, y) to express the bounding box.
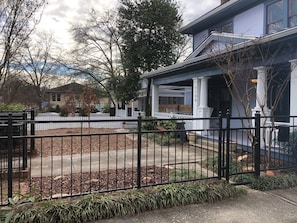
top-left (46, 82), bottom-right (85, 94)
top-left (186, 31), bottom-right (256, 60)
top-left (180, 0), bottom-right (265, 35)
top-left (141, 26), bottom-right (297, 81)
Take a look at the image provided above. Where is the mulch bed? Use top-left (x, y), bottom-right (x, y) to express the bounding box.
top-left (28, 166), bottom-right (170, 198)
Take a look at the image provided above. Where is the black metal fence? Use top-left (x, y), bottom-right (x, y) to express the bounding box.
top-left (1, 112), bottom-right (297, 206)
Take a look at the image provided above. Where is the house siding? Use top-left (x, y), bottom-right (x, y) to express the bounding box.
top-left (234, 4), bottom-right (265, 36)
top-left (193, 29), bottom-right (209, 50)
top-left (193, 2), bottom-right (265, 51)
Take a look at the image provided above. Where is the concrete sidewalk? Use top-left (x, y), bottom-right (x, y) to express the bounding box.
top-left (99, 187), bottom-right (297, 223)
top-left (30, 146), bottom-right (211, 177)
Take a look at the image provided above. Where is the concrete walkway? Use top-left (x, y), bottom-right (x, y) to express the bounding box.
top-left (99, 187), bottom-right (297, 223)
top-left (30, 145), bottom-right (213, 178)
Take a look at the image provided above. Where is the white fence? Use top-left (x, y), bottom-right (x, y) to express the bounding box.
top-left (35, 113), bottom-right (137, 131)
top-left (153, 112), bottom-right (193, 130)
top-left (34, 111), bottom-right (192, 131)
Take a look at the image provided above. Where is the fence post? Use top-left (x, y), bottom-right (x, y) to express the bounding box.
top-left (30, 109), bottom-right (35, 152)
top-left (254, 112), bottom-right (261, 178)
top-left (7, 113), bottom-right (13, 198)
top-left (225, 110), bottom-right (231, 183)
top-left (137, 114), bottom-right (142, 189)
top-left (22, 111), bottom-right (27, 170)
top-left (218, 112), bottom-right (223, 180)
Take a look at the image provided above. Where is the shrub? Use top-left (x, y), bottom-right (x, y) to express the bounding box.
top-left (102, 104), bottom-right (110, 113)
top-left (5, 182), bottom-right (245, 223)
top-left (0, 103), bottom-right (24, 111)
top-left (141, 116), bottom-right (158, 130)
top-left (250, 174), bottom-right (297, 191)
top-left (46, 106), bottom-right (56, 112)
top-left (157, 119), bottom-right (176, 130)
top-left (60, 107), bottom-right (69, 117)
top-left (54, 105), bottom-right (61, 113)
top-left (78, 108), bottom-right (88, 117)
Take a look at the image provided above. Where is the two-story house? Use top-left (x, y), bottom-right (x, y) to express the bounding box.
top-left (140, 0), bottom-right (297, 132)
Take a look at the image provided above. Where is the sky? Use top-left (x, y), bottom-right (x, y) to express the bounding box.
top-left (37, 0), bottom-right (221, 50)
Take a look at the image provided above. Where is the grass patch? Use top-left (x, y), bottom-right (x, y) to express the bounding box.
top-left (202, 157), bottom-right (242, 176)
top-left (1, 182), bottom-right (246, 223)
top-left (146, 132), bottom-right (182, 146)
top-left (169, 169), bottom-right (202, 183)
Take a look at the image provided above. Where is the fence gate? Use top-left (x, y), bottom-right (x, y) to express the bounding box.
top-left (0, 111), bottom-right (33, 205)
top-left (218, 113), bottom-right (261, 184)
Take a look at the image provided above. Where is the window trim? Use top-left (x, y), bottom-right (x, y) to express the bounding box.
top-left (209, 19), bottom-right (234, 34)
top-left (288, 0), bottom-right (297, 27)
top-left (265, 0), bottom-right (296, 34)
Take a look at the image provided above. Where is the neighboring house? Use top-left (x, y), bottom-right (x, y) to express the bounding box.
top-left (45, 82), bottom-right (108, 112)
top-left (140, 0), bottom-right (297, 133)
top-left (45, 82), bottom-right (85, 111)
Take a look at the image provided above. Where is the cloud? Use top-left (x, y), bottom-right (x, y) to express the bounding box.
top-left (179, 0), bottom-right (221, 24)
top-left (37, 0), bottom-right (220, 50)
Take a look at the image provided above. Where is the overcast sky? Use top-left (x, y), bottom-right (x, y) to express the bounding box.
top-left (37, 0), bottom-right (221, 49)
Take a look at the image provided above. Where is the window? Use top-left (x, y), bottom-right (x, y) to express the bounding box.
top-left (222, 22), bottom-right (233, 33)
top-left (267, 0), bottom-right (284, 34)
top-left (266, 0), bottom-right (297, 34)
top-left (57, 93), bottom-right (61, 101)
top-left (51, 93), bottom-right (61, 102)
top-left (289, 0), bottom-right (297, 27)
top-left (210, 20), bottom-right (233, 34)
top-left (52, 93), bottom-right (56, 101)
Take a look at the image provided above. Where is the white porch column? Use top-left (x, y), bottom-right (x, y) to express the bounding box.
top-left (197, 77), bottom-right (212, 135)
top-left (192, 77), bottom-right (201, 118)
top-left (290, 59), bottom-right (297, 122)
top-left (131, 100), bottom-right (135, 117)
top-left (151, 83), bottom-right (159, 117)
top-left (192, 77), bottom-right (201, 130)
top-left (252, 66), bottom-right (270, 148)
top-left (125, 105), bottom-right (128, 117)
top-left (254, 66), bottom-right (268, 111)
top-left (200, 77), bottom-right (208, 107)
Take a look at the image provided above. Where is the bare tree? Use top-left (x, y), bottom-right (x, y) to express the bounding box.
top-left (80, 86), bottom-right (98, 130)
top-left (80, 86), bottom-right (97, 117)
top-left (212, 38), bottom-right (291, 167)
top-left (70, 9), bottom-right (124, 109)
top-left (64, 92), bottom-right (76, 116)
top-left (17, 32), bottom-right (60, 110)
top-left (0, 0), bottom-right (47, 88)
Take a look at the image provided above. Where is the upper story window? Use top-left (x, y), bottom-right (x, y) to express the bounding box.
top-left (267, 1), bottom-right (284, 34)
top-left (52, 93), bottom-right (56, 101)
top-left (221, 22), bottom-right (233, 33)
top-left (57, 93), bottom-right (61, 101)
top-left (52, 93), bottom-right (61, 102)
top-left (289, 0), bottom-right (297, 27)
top-left (210, 20), bottom-right (233, 34)
top-left (266, 0), bottom-right (297, 34)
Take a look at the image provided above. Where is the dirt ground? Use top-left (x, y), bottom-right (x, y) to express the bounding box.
top-left (34, 128), bottom-right (138, 157)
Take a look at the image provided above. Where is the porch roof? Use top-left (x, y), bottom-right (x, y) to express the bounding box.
top-left (141, 27), bottom-right (297, 85)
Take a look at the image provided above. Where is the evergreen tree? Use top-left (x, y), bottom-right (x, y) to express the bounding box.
top-left (118, 0), bottom-right (185, 116)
